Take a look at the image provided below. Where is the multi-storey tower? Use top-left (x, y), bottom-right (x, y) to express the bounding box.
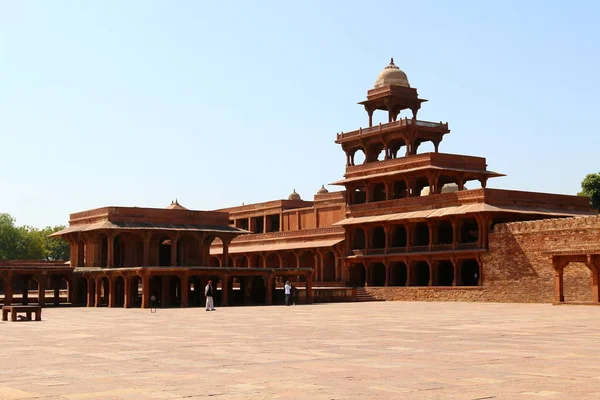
top-left (332, 59), bottom-right (590, 289)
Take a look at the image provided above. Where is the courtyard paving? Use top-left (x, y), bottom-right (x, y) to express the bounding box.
top-left (1, 302), bottom-right (599, 400)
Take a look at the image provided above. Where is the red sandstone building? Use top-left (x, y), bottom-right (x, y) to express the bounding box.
top-left (1, 60), bottom-right (599, 307)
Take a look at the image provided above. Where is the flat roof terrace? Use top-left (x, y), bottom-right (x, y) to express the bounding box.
top-left (2, 302), bottom-right (599, 399)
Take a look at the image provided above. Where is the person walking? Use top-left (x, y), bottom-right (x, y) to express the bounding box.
top-left (284, 281), bottom-right (292, 306)
top-left (205, 280), bottom-right (215, 311)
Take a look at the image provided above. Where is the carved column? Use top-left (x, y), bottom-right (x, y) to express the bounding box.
top-left (108, 276), bottom-right (116, 307)
top-left (451, 258), bottom-right (458, 286)
top-left (428, 260), bottom-right (434, 286)
top-left (384, 261), bottom-right (390, 287)
top-left (306, 274), bottom-right (313, 304)
top-left (587, 256), bottom-right (599, 303)
top-left (161, 276), bottom-right (170, 308)
top-left (427, 221), bottom-right (435, 251)
top-left (406, 261), bottom-right (412, 286)
top-left (95, 278), bottom-right (102, 307)
top-left (86, 278), bottom-right (94, 307)
top-left (123, 276), bottom-right (131, 308)
top-left (2, 271), bottom-right (13, 306)
top-left (451, 218), bottom-right (459, 250)
top-left (222, 237), bottom-right (231, 268)
top-left (107, 233), bottom-right (115, 268)
top-left (141, 274), bottom-right (151, 309)
top-left (221, 275), bottom-right (229, 306)
top-left (143, 234), bottom-right (151, 266)
top-left (552, 259), bottom-right (564, 303)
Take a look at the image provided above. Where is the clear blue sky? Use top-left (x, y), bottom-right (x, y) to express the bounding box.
top-left (1, 1), bottom-right (599, 228)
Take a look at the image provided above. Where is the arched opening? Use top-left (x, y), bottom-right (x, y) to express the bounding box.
top-left (366, 143), bottom-right (385, 162)
top-left (390, 225), bottom-right (407, 248)
top-left (265, 253), bottom-right (280, 268)
top-left (149, 276), bottom-right (162, 306)
top-left (100, 236), bottom-right (108, 267)
top-left (322, 251), bottom-right (336, 282)
top-left (436, 261), bottom-right (454, 286)
top-left (386, 139), bottom-right (405, 159)
top-left (158, 237), bottom-right (172, 267)
top-left (461, 259), bottom-right (480, 286)
top-left (393, 180), bottom-right (408, 199)
top-left (459, 218), bottom-right (479, 244)
top-left (389, 262), bottom-right (407, 286)
top-left (130, 276), bottom-right (142, 307)
top-left (413, 223), bottom-right (429, 246)
top-left (87, 278), bottom-right (95, 306)
top-left (98, 277), bottom-right (110, 306)
top-left (178, 234), bottom-right (201, 266)
top-left (298, 251), bottom-right (315, 269)
top-left (371, 226), bottom-right (386, 251)
top-left (74, 277), bottom-right (88, 305)
top-left (281, 252), bottom-right (297, 268)
top-left (114, 233), bottom-right (144, 267)
top-left (372, 183), bottom-right (386, 202)
top-left (414, 140), bottom-right (435, 155)
top-left (412, 261), bottom-right (430, 286)
top-left (353, 228), bottom-right (366, 250)
top-left (188, 276), bottom-right (205, 306)
top-left (438, 220), bottom-right (453, 245)
top-left (414, 177), bottom-right (430, 197)
top-left (563, 263), bottom-right (593, 302)
top-left (353, 188), bottom-right (367, 205)
top-left (114, 276), bottom-right (125, 307)
top-left (353, 148), bottom-right (366, 165)
top-left (348, 263), bottom-right (366, 287)
top-left (249, 254), bottom-right (263, 268)
top-left (370, 263), bottom-right (386, 286)
top-left (209, 256), bottom-right (221, 268)
top-left (250, 276), bottom-right (267, 304)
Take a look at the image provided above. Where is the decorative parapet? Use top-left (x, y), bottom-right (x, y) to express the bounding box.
top-left (212, 226), bottom-right (346, 248)
top-left (494, 215), bottom-right (600, 234)
top-left (335, 118), bottom-right (448, 143)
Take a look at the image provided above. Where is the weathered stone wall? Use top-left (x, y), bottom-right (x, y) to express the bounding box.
top-left (365, 215), bottom-right (600, 303)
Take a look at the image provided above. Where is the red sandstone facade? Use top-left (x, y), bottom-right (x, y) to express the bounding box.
top-left (0, 60), bottom-right (597, 307)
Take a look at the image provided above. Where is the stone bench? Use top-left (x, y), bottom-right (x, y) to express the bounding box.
top-left (2, 305), bottom-right (42, 322)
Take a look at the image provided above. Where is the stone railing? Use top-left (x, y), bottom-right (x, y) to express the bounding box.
top-left (336, 118), bottom-right (448, 142)
top-left (215, 226), bottom-right (345, 246)
top-left (494, 215), bottom-right (600, 234)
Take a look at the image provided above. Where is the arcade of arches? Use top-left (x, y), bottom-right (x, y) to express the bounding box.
top-left (346, 258), bottom-right (481, 287)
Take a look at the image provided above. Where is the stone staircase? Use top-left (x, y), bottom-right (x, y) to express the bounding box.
top-left (355, 288), bottom-right (384, 302)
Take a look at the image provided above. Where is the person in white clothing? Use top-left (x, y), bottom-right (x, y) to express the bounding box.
top-left (205, 280), bottom-right (215, 311)
top-left (284, 281), bottom-right (291, 306)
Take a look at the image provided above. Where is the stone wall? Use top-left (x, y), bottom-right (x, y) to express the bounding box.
top-left (365, 215), bottom-right (600, 303)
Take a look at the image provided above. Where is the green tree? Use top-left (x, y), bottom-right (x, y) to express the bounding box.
top-left (0, 213), bottom-right (21, 260)
top-left (578, 172), bottom-right (600, 211)
top-left (41, 226), bottom-right (69, 261)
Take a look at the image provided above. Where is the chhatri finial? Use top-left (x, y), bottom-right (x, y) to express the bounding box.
top-left (390, 57), bottom-right (394, 65)
top-left (175, 198), bottom-right (178, 204)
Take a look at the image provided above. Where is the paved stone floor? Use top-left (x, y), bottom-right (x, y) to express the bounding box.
top-left (1, 302), bottom-right (600, 400)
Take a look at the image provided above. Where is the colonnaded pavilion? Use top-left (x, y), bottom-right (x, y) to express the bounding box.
top-left (1, 59), bottom-right (599, 309)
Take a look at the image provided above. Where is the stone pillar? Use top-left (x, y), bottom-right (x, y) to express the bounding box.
top-left (180, 274), bottom-right (189, 308)
top-left (107, 234), bottom-right (115, 268)
top-left (95, 278), bottom-right (102, 307)
top-left (263, 215), bottom-right (267, 233)
top-left (306, 274), bottom-right (313, 304)
top-left (222, 238), bottom-right (230, 268)
top-left (3, 272), bottom-right (13, 306)
top-left (451, 219), bottom-right (459, 250)
top-left (53, 279), bottom-right (60, 306)
top-left (66, 280), bottom-right (72, 303)
top-left (554, 266), bottom-right (564, 303)
top-left (452, 259), bottom-right (458, 286)
top-left (142, 275), bottom-right (151, 309)
top-left (591, 265), bottom-right (600, 303)
top-left (161, 276), bottom-right (170, 308)
top-left (87, 278), bottom-right (95, 307)
top-left (124, 276), bottom-right (131, 308)
top-left (221, 275), bottom-right (229, 306)
top-left (108, 277), bottom-right (116, 307)
top-left (428, 221), bottom-right (435, 251)
top-left (406, 262), bottom-right (412, 287)
top-left (170, 239), bottom-right (178, 267)
top-left (143, 236), bottom-right (151, 266)
top-left (428, 260), bottom-right (434, 286)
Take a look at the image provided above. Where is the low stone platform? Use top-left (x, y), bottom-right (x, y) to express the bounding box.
top-left (0, 302), bottom-right (599, 399)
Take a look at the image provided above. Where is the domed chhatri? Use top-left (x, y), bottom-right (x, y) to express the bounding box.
top-left (288, 189), bottom-right (301, 201)
top-left (316, 185), bottom-right (329, 195)
top-left (374, 58), bottom-right (410, 88)
top-left (166, 199), bottom-right (188, 210)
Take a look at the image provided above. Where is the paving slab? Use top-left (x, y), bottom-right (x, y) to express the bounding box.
top-left (1, 302), bottom-right (599, 399)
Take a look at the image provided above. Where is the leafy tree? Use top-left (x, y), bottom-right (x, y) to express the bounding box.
top-left (578, 172), bottom-right (600, 211)
top-left (0, 213), bottom-right (69, 261)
